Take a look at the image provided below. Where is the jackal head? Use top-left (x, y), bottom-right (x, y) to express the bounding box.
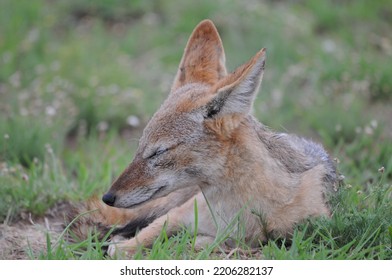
top-left (102, 20), bottom-right (266, 208)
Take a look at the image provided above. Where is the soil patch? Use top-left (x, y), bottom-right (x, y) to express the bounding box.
top-left (0, 202), bottom-right (70, 260)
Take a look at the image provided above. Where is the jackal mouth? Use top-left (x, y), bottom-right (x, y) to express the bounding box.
top-left (150, 184), bottom-right (168, 199)
top-left (121, 184), bottom-right (168, 209)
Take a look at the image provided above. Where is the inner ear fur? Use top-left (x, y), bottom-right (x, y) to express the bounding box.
top-left (202, 48), bottom-right (266, 137)
top-left (171, 20), bottom-right (227, 91)
top-left (205, 48), bottom-right (266, 118)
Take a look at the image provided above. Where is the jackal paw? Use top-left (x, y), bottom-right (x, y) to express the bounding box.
top-left (107, 237), bottom-right (137, 258)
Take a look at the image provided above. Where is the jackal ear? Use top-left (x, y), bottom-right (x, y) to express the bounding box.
top-left (204, 48), bottom-right (266, 119)
top-left (171, 20), bottom-right (227, 91)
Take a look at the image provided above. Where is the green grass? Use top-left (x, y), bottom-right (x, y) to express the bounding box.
top-left (0, 0), bottom-right (391, 259)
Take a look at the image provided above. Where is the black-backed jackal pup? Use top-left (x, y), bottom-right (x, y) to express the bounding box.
top-left (73, 20), bottom-right (338, 257)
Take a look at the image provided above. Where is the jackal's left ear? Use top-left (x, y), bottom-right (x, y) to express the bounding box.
top-left (204, 48), bottom-right (266, 119)
top-left (171, 20), bottom-right (227, 91)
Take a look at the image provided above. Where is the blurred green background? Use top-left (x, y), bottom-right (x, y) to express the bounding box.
top-left (0, 0), bottom-right (391, 219)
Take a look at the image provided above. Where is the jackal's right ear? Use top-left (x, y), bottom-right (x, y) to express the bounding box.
top-left (202, 49), bottom-right (266, 136)
top-left (206, 48), bottom-right (266, 117)
top-left (171, 20), bottom-right (227, 91)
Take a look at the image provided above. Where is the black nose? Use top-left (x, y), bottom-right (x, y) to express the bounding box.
top-left (102, 193), bottom-right (116, 206)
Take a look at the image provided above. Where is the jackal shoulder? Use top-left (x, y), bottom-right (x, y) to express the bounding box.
top-left (248, 116), bottom-right (338, 189)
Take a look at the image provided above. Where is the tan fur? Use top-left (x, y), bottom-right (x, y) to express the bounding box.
top-left (73, 20), bottom-right (337, 257)
top-left (172, 20), bottom-right (227, 90)
top-left (69, 186), bottom-right (200, 240)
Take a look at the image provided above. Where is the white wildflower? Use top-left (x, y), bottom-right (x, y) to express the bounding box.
top-left (127, 115), bottom-right (140, 127)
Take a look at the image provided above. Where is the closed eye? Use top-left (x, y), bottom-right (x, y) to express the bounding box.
top-left (148, 147), bottom-right (169, 159)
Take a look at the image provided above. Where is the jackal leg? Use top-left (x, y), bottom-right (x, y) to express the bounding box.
top-left (107, 191), bottom-right (216, 257)
top-left (68, 186), bottom-right (201, 241)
